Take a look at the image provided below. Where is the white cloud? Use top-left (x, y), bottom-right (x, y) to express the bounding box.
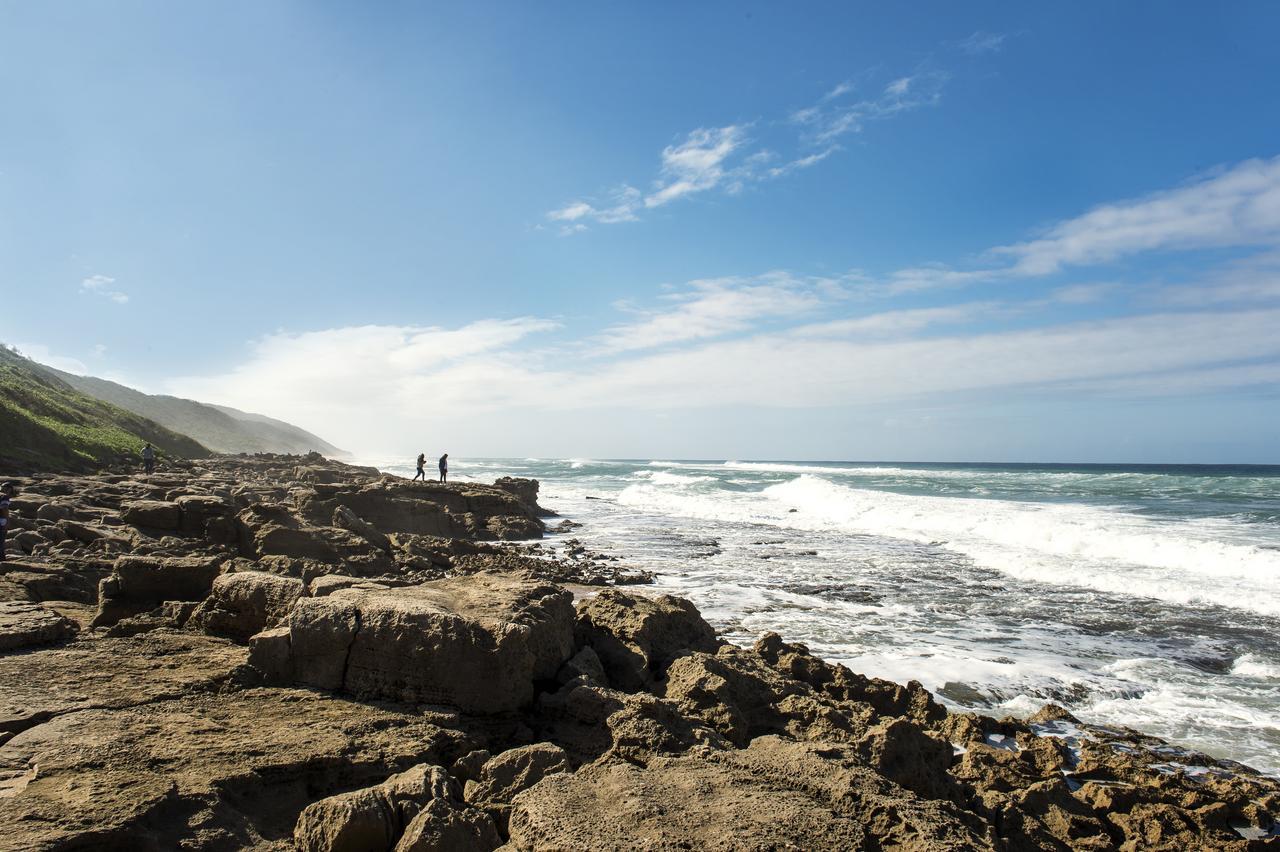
top-left (1160, 249), bottom-right (1280, 305)
top-left (548, 66), bottom-right (948, 228)
top-left (596, 272), bottom-right (833, 354)
top-left (563, 307), bottom-right (1280, 410)
top-left (547, 202), bottom-right (593, 222)
top-left (992, 156), bottom-right (1280, 275)
top-left (766, 146), bottom-right (839, 180)
top-left (790, 303), bottom-right (996, 338)
top-left (80, 274), bottom-right (129, 304)
top-left (959, 31), bottom-right (1007, 55)
top-left (644, 125), bottom-right (747, 208)
top-left (857, 156), bottom-right (1280, 297)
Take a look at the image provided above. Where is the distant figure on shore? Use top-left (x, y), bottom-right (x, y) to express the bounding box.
top-left (438, 453), bottom-right (448, 483)
top-left (412, 452), bottom-right (426, 482)
top-left (141, 443), bottom-right (156, 474)
top-left (0, 482), bottom-right (14, 562)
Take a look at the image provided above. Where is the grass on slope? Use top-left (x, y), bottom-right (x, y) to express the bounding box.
top-left (0, 346), bottom-right (210, 472)
top-left (49, 368), bottom-right (344, 455)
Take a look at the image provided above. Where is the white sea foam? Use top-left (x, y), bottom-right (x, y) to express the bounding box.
top-left (617, 474), bottom-right (1280, 617)
top-left (1231, 653), bottom-right (1280, 680)
top-left (632, 470), bottom-right (716, 486)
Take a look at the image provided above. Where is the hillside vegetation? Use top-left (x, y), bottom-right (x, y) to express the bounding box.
top-left (0, 346), bottom-right (210, 472)
top-left (49, 369), bottom-right (344, 456)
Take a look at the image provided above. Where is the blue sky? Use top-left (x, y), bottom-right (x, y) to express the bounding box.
top-left (3, 2), bottom-right (1280, 461)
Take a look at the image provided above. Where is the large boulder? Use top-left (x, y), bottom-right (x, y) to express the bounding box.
top-left (0, 601), bottom-right (78, 651)
top-left (575, 589), bottom-right (720, 691)
top-left (91, 555), bottom-right (223, 628)
top-left (120, 500), bottom-right (182, 531)
top-left (188, 570), bottom-right (304, 641)
top-left (265, 574), bottom-right (575, 713)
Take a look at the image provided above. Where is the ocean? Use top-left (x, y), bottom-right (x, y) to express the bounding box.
top-left (370, 456), bottom-right (1280, 775)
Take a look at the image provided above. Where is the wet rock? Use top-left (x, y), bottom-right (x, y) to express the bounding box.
top-left (755, 631), bottom-right (946, 725)
top-left (575, 589), bottom-right (721, 691)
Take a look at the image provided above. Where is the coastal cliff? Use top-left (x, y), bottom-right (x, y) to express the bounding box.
top-left (0, 454), bottom-right (1276, 850)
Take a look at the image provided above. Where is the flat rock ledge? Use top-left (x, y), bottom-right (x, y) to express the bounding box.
top-left (0, 454), bottom-right (1276, 851)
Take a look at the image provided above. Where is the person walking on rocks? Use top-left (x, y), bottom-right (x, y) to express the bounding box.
top-left (0, 482), bottom-right (14, 562)
top-left (141, 442), bottom-right (156, 474)
top-left (438, 453), bottom-right (448, 483)
top-left (412, 452), bottom-right (426, 482)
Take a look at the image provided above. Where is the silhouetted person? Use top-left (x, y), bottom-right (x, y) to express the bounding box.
top-left (412, 452), bottom-right (426, 482)
top-left (141, 443), bottom-right (156, 474)
top-left (438, 453), bottom-right (448, 483)
top-left (0, 482), bottom-right (14, 562)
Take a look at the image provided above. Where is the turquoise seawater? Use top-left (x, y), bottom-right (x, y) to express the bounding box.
top-left (371, 457), bottom-right (1280, 774)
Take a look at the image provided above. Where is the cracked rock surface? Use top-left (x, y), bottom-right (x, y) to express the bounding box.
top-left (0, 454), bottom-right (1276, 851)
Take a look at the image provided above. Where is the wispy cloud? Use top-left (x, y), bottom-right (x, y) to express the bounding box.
top-left (596, 272), bottom-right (837, 354)
top-left (993, 156), bottom-right (1280, 275)
top-left (80, 274), bottom-right (128, 304)
top-left (959, 31), bottom-right (1007, 55)
top-left (547, 67), bottom-right (947, 231)
top-left (793, 72), bottom-right (949, 144)
top-left (861, 155), bottom-right (1280, 293)
top-left (645, 125), bottom-right (748, 208)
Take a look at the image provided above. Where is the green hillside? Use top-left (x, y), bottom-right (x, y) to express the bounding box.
top-left (0, 345), bottom-right (210, 472)
top-left (48, 368), bottom-right (344, 456)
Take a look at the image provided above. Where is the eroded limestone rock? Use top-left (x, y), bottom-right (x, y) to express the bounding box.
top-left (188, 570), bottom-right (304, 641)
top-left (269, 574), bottom-right (575, 713)
top-left (575, 589), bottom-right (720, 691)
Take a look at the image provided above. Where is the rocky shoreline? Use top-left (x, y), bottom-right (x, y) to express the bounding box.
top-left (0, 453), bottom-right (1276, 850)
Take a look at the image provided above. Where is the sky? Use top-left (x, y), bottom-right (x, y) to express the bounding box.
top-left (3, 1), bottom-right (1280, 462)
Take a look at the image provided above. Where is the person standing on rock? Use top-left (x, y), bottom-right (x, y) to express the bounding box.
top-left (438, 453), bottom-right (448, 483)
top-left (0, 482), bottom-right (14, 562)
top-left (412, 453), bottom-right (426, 482)
top-left (141, 442), bottom-right (156, 474)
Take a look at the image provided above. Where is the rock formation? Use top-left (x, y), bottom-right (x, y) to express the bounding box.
top-left (0, 453), bottom-right (1275, 850)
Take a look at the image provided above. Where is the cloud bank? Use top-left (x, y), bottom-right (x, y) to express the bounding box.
top-left (172, 156), bottom-right (1280, 457)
